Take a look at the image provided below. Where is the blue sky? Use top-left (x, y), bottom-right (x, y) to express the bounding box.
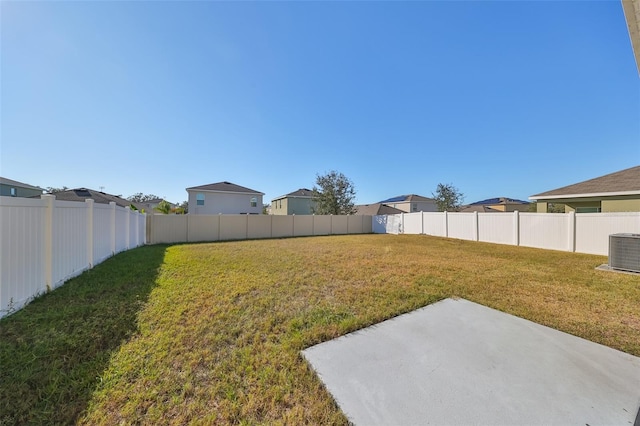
top-left (2, 1), bottom-right (638, 206)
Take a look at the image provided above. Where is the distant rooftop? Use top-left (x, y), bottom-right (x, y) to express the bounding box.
top-left (186, 181), bottom-right (264, 195)
top-left (0, 177), bottom-right (43, 191)
top-left (379, 194), bottom-right (435, 203)
top-left (49, 188), bottom-right (145, 210)
top-left (355, 203), bottom-right (404, 216)
top-left (470, 197), bottom-right (530, 206)
top-left (272, 188), bottom-right (314, 201)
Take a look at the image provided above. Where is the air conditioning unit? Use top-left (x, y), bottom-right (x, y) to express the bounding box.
top-left (609, 234), bottom-right (640, 273)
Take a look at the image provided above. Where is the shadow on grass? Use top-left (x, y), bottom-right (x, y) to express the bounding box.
top-left (0, 245), bottom-right (167, 425)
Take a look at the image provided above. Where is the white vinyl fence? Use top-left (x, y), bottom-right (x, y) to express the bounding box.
top-left (0, 195), bottom-right (146, 318)
top-left (147, 214), bottom-right (373, 244)
top-left (374, 211), bottom-right (640, 256)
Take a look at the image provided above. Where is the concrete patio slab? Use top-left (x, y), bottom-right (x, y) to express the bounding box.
top-left (302, 298), bottom-right (640, 425)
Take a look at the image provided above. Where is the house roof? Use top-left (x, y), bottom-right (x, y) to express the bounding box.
top-left (48, 188), bottom-right (145, 210)
top-left (379, 194), bottom-right (435, 203)
top-left (186, 181), bottom-right (264, 195)
top-left (0, 177), bottom-right (43, 191)
top-left (530, 166), bottom-right (640, 200)
top-left (459, 205), bottom-right (502, 213)
top-left (470, 197), bottom-right (530, 206)
top-left (272, 188), bottom-right (313, 201)
top-left (355, 203), bottom-right (404, 215)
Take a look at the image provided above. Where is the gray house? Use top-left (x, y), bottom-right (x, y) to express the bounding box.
top-left (187, 181), bottom-right (264, 215)
top-left (0, 177), bottom-right (43, 198)
top-left (271, 188), bottom-right (316, 215)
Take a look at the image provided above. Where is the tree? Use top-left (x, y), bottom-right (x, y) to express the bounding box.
top-left (153, 200), bottom-right (173, 214)
top-left (45, 186), bottom-right (69, 193)
top-left (432, 183), bottom-right (464, 212)
top-left (311, 171), bottom-right (357, 215)
top-left (127, 193), bottom-right (161, 203)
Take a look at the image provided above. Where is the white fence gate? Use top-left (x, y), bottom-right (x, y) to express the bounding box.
top-left (373, 211), bottom-right (640, 256)
top-left (0, 195), bottom-right (146, 318)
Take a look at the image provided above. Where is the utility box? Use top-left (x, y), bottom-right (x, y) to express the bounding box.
top-left (609, 233), bottom-right (640, 273)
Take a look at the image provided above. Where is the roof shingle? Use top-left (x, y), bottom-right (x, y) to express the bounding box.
top-left (531, 166), bottom-right (640, 198)
top-left (186, 181), bottom-right (263, 195)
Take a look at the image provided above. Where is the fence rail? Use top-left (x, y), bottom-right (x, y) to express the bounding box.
top-left (0, 195), bottom-right (146, 318)
top-left (147, 214), bottom-right (373, 244)
top-left (373, 211), bottom-right (640, 256)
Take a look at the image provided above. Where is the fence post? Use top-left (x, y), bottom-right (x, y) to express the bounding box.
top-left (217, 214), bottom-right (221, 241)
top-left (473, 211), bottom-right (479, 241)
top-left (110, 202), bottom-right (116, 254)
top-left (85, 199), bottom-right (95, 268)
top-left (513, 210), bottom-right (520, 247)
top-left (42, 194), bottom-right (55, 291)
top-left (568, 211), bottom-right (576, 252)
top-left (401, 213), bottom-right (405, 234)
top-left (421, 211), bottom-right (424, 235)
top-left (330, 215), bottom-right (333, 235)
top-left (312, 214), bottom-right (315, 235)
top-left (292, 214), bottom-right (295, 236)
top-left (444, 211), bottom-right (448, 238)
top-left (246, 214), bottom-right (249, 240)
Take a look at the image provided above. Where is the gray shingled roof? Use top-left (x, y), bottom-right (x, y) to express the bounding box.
top-left (530, 166), bottom-right (640, 199)
top-left (272, 188), bottom-right (313, 201)
top-left (186, 181), bottom-right (263, 195)
top-left (379, 194), bottom-right (435, 203)
top-left (0, 177), bottom-right (43, 191)
top-left (355, 203), bottom-right (404, 215)
top-left (49, 188), bottom-right (145, 210)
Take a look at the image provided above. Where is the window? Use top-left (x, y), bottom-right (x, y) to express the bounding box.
top-left (250, 197), bottom-right (257, 208)
top-left (196, 193), bottom-right (205, 206)
top-left (576, 207), bottom-right (601, 213)
top-left (412, 203), bottom-right (417, 212)
top-left (10, 187), bottom-right (16, 197)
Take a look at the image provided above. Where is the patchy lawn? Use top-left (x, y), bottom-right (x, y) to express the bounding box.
top-left (1, 234), bottom-right (638, 424)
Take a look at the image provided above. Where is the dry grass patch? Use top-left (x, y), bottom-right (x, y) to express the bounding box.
top-left (2, 234), bottom-right (639, 424)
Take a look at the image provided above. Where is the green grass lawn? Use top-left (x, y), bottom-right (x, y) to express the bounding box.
top-left (1, 234), bottom-right (639, 424)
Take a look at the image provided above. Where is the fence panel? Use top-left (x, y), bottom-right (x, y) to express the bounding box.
top-left (114, 208), bottom-right (128, 253)
top-left (0, 197), bottom-right (47, 316)
top-left (478, 213), bottom-right (515, 245)
top-left (248, 215), bottom-right (272, 239)
top-left (520, 213), bottom-right (569, 251)
top-left (186, 215), bottom-right (218, 242)
top-left (1, 196), bottom-right (146, 318)
top-left (447, 213), bottom-right (475, 241)
top-left (575, 212), bottom-right (640, 255)
top-left (218, 215), bottom-right (247, 240)
top-left (52, 200), bottom-right (89, 288)
top-left (313, 215), bottom-right (332, 235)
top-left (129, 209), bottom-right (139, 248)
top-left (403, 212), bottom-right (423, 234)
top-left (94, 203), bottom-right (113, 263)
top-left (294, 215), bottom-right (314, 237)
top-left (138, 213), bottom-right (147, 245)
top-left (373, 214), bottom-right (402, 234)
top-left (347, 215), bottom-right (367, 234)
top-left (422, 212), bottom-right (446, 237)
top-left (332, 216), bottom-right (348, 234)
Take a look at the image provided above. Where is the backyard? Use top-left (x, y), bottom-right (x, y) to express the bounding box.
top-left (1, 234), bottom-right (639, 425)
